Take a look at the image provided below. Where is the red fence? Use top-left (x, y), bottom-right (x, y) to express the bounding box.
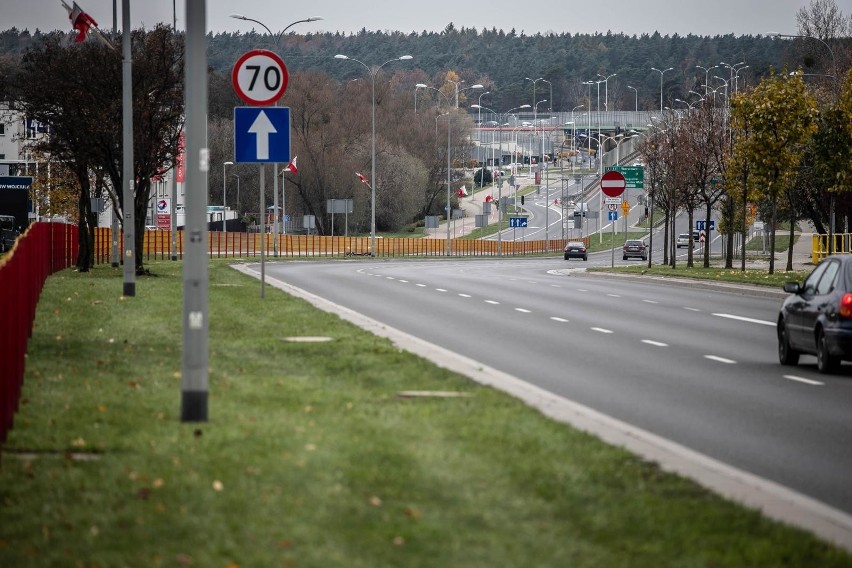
top-left (0, 222), bottom-right (77, 450)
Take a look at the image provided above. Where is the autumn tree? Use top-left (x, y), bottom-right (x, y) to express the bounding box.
top-left (730, 70), bottom-right (818, 274)
top-left (8, 27), bottom-right (183, 272)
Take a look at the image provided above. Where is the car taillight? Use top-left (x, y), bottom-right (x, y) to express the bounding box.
top-left (840, 294), bottom-right (852, 318)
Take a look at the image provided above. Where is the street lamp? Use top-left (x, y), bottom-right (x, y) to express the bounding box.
top-left (335, 53), bottom-right (413, 256)
top-left (477, 91), bottom-right (490, 188)
top-left (627, 86), bottom-right (638, 112)
top-left (597, 73), bottom-right (616, 110)
top-left (222, 161), bottom-right (233, 235)
top-left (230, 173), bottom-right (241, 225)
top-left (445, 79), bottom-right (484, 108)
top-left (695, 65), bottom-right (719, 95)
top-left (230, 14), bottom-right (323, 248)
top-left (651, 67), bottom-right (674, 113)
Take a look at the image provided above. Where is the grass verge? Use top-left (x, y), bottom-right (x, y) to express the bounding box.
top-left (1, 260), bottom-right (850, 567)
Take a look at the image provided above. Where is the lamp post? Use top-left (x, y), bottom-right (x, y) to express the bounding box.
top-left (695, 65), bottom-right (718, 95)
top-left (477, 91), bottom-right (490, 188)
top-left (335, 53), bottom-right (413, 256)
top-left (534, 98), bottom-right (547, 165)
top-left (230, 173), bottom-right (241, 226)
top-left (597, 73), bottom-right (616, 110)
top-left (230, 14), bottom-right (323, 250)
top-left (419, 84), bottom-right (456, 254)
top-left (222, 161), bottom-right (233, 235)
top-left (445, 79), bottom-right (484, 108)
top-left (627, 86), bottom-right (637, 112)
top-left (651, 67), bottom-right (674, 113)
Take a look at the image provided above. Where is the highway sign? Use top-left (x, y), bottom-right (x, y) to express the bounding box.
top-left (234, 107), bottom-right (291, 163)
top-left (231, 49), bottom-right (289, 106)
top-left (509, 217), bottom-right (528, 228)
top-left (600, 170), bottom-right (626, 197)
top-left (606, 165), bottom-right (644, 189)
top-left (696, 219), bottom-right (716, 231)
top-left (607, 203), bottom-right (618, 211)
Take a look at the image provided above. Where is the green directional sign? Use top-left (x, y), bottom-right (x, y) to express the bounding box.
top-left (605, 165), bottom-right (644, 189)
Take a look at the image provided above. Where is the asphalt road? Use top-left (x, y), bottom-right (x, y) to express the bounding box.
top-left (257, 257), bottom-right (852, 519)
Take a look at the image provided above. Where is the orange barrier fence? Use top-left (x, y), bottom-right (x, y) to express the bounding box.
top-left (0, 222), bottom-right (77, 451)
top-left (91, 228), bottom-right (574, 261)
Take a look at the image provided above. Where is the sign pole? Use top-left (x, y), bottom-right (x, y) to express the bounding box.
top-left (259, 165), bottom-right (265, 299)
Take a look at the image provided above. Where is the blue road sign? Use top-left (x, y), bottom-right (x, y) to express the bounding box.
top-left (234, 107), bottom-right (291, 163)
top-left (608, 211), bottom-right (618, 221)
top-left (509, 217), bottom-right (528, 228)
top-left (696, 219), bottom-right (715, 231)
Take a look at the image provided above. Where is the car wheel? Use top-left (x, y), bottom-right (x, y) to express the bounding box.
top-left (623, 255), bottom-right (627, 260)
top-left (642, 255), bottom-right (647, 261)
top-left (777, 319), bottom-right (799, 366)
top-left (816, 329), bottom-right (839, 374)
top-left (583, 255), bottom-right (587, 261)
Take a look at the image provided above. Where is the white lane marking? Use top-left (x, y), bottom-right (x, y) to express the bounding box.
top-left (551, 284), bottom-right (562, 288)
top-left (485, 300), bottom-right (500, 305)
top-left (515, 308), bottom-right (532, 313)
top-left (713, 313), bottom-right (775, 326)
top-left (416, 284), bottom-right (426, 287)
top-left (684, 307), bottom-right (701, 312)
top-left (607, 293), bottom-right (621, 298)
top-left (784, 375), bottom-right (825, 386)
top-left (399, 279), bottom-right (408, 283)
top-left (550, 317), bottom-right (569, 323)
top-left (642, 299), bottom-right (658, 304)
top-left (458, 293), bottom-right (472, 298)
top-left (436, 288), bottom-right (448, 292)
top-left (705, 355), bottom-right (736, 364)
top-left (591, 327), bottom-right (613, 334)
top-left (386, 276), bottom-right (395, 280)
top-left (642, 339), bottom-right (668, 347)
top-left (577, 288), bottom-right (589, 292)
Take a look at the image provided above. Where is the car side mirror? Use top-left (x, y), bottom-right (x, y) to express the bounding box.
top-left (783, 282), bottom-right (801, 294)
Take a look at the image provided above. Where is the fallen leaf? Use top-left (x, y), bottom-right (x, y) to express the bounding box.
top-left (403, 507), bottom-right (421, 519)
top-left (153, 478), bottom-right (164, 488)
top-left (96, 404), bottom-right (107, 413)
top-left (393, 536), bottom-right (405, 546)
top-left (71, 438), bottom-right (86, 448)
top-left (369, 496), bottom-right (382, 507)
top-left (212, 480), bottom-right (224, 491)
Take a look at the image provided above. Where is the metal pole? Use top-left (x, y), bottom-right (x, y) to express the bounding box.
top-left (259, 166), bottom-right (265, 296)
top-left (181, 0), bottom-right (209, 422)
top-left (171, 168), bottom-right (178, 260)
top-left (121, 0), bottom-right (135, 296)
top-left (445, 115), bottom-right (452, 255)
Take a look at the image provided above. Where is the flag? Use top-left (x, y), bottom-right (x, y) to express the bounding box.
top-left (355, 172), bottom-right (369, 186)
top-left (62, 1), bottom-right (97, 43)
top-left (283, 156), bottom-right (298, 174)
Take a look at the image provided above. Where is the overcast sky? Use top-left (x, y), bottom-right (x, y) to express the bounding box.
top-left (2, 0), bottom-right (841, 37)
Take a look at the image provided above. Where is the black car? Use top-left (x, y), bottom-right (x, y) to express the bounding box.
top-left (778, 254), bottom-right (852, 373)
top-left (563, 241), bottom-right (587, 261)
top-left (622, 239), bottom-right (647, 261)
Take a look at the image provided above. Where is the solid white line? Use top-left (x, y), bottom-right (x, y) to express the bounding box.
top-left (550, 317), bottom-right (569, 323)
top-left (784, 375), bottom-right (825, 386)
top-left (515, 308), bottom-right (532, 313)
top-left (714, 313), bottom-right (775, 326)
top-left (642, 339), bottom-right (668, 347)
top-left (705, 355), bottom-right (736, 364)
top-left (591, 327), bottom-right (613, 334)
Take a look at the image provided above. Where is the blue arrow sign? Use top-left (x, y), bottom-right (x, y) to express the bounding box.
top-left (234, 107), bottom-right (291, 163)
top-left (608, 211), bottom-right (618, 221)
top-left (509, 217), bottom-right (528, 228)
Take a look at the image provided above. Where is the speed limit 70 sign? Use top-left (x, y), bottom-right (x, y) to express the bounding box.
top-left (231, 49), bottom-right (289, 106)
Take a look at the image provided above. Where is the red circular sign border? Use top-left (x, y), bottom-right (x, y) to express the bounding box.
top-left (600, 170), bottom-right (626, 198)
top-left (231, 49), bottom-right (289, 106)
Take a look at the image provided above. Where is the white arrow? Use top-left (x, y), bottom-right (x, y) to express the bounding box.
top-left (248, 110), bottom-right (277, 160)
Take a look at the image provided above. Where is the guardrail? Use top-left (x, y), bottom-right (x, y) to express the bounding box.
top-left (0, 222), bottom-right (77, 452)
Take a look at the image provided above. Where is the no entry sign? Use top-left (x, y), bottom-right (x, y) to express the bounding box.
top-left (600, 170), bottom-right (626, 198)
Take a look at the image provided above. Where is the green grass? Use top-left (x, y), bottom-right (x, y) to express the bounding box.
top-left (2, 260), bottom-right (850, 566)
top-left (590, 263), bottom-right (811, 287)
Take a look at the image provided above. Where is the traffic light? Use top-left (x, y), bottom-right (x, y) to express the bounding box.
top-left (521, 195), bottom-right (525, 205)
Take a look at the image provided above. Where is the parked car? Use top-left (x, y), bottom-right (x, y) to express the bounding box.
top-left (622, 239), bottom-right (647, 261)
top-left (676, 233), bottom-right (691, 248)
top-left (564, 241), bottom-right (588, 261)
top-left (777, 254), bottom-right (852, 373)
top-left (0, 215), bottom-right (19, 252)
